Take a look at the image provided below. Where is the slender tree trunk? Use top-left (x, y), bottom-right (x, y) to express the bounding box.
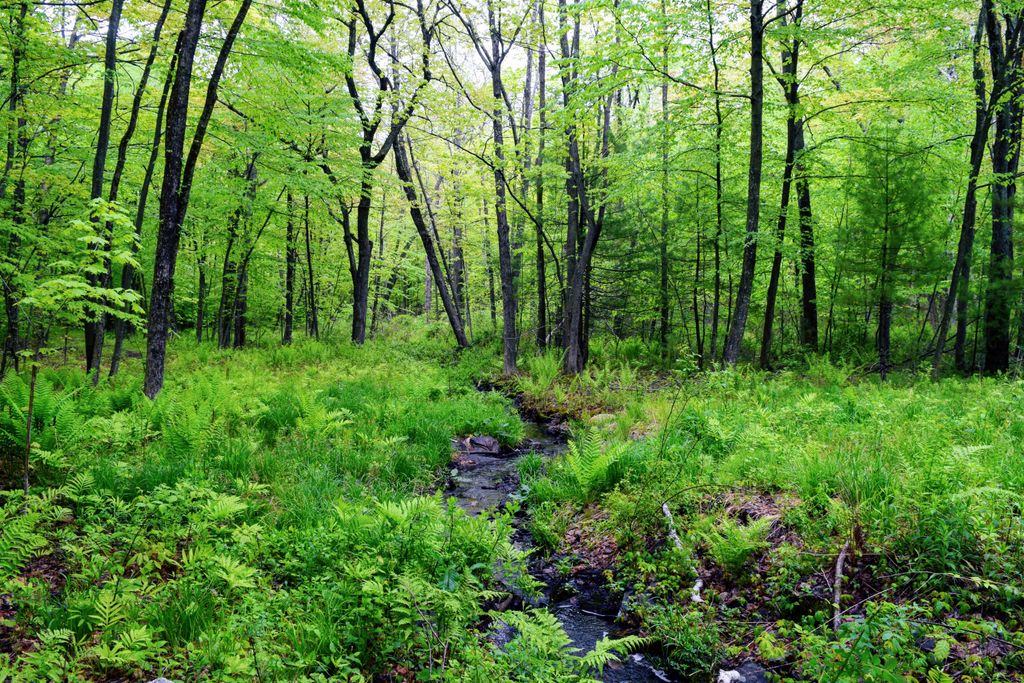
top-left (796, 150), bottom-right (818, 349)
top-left (659, 0), bottom-right (670, 364)
top-left (217, 218), bottom-right (238, 348)
top-left (723, 0), bottom-right (764, 365)
top-left (145, 0), bottom-right (209, 398)
top-left (196, 247), bottom-right (206, 343)
top-left (284, 193), bottom-right (296, 344)
top-left (233, 268), bottom-right (247, 348)
top-left (707, 0), bottom-right (723, 363)
top-left (954, 253), bottom-right (973, 372)
top-left (535, 0), bottom-right (549, 350)
top-left (486, 8), bottom-right (518, 374)
top-left (760, 120), bottom-right (797, 368)
top-left (559, 0), bottom-right (616, 374)
top-left (304, 193), bottom-right (319, 339)
top-left (145, 0), bottom-right (251, 397)
top-left (933, 9), bottom-right (989, 378)
top-left (84, 0), bottom-right (125, 376)
top-left (483, 201), bottom-right (497, 326)
top-left (394, 137), bottom-right (469, 346)
top-left (982, 3), bottom-right (1023, 374)
top-left (1, 2), bottom-right (28, 377)
top-left (424, 256), bottom-right (433, 316)
top-left (110, 51), bottom-right (177, 378)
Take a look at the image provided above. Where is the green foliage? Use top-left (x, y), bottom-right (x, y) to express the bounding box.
top-left (702, 516), bottom-right (773, 579)
top-left (643, 603), bottom-right (721, 680)
top-left (0, 339), bottom-right (561, 682)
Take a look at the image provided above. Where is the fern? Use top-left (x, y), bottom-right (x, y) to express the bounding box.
top-left (201, 493), bottom-right (248, 522)
top-left (556, 429), bottom-right (626, 504)
top-left (0, 496), bottom-right (49, 582)
top-left (213, 554), bottom-right (257, 590)
top-left (578, 634), bottom-right (650, 675)
top-left (705, 516), bottom-right (773, 577)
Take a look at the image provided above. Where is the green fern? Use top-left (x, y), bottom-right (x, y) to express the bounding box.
top-left (0, 495), bottom-right (50, 582)
top-left (579, 634), bottom-right (650, 675)
top-left (556, 429), bottom-right (626, 504)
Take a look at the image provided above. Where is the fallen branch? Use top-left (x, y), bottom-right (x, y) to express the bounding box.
top-left (833, 540), bottom-right (851, 633)
top-left (662, 503), bottom-right (684, 551)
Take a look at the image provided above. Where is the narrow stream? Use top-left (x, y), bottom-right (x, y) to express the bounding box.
top-left (449, 405), bottom-right (672, 682)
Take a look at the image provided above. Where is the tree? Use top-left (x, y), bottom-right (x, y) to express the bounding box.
top-left (723, 0), bottom-right (766, 365)
top-left (145, 0), bottom-right (252, 398)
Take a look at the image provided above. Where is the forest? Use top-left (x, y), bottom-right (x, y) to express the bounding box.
top-left (1, 0), bottom-right (1024, 680)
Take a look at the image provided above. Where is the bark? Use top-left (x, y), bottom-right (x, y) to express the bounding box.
top-left (342, 0), bottom-right (433, 344)
top-left (796, 149), bottom-right (818, 349)
top-left (706, 0), bottom-right (724, 364)
top-left (932, 8), bottom-right (990, 378)
top-left (486, 0), bottom-right (518, 374)
top-left (195, 242), bottom-right (207, 343)
top-left (982, 1), bottom-right (1023, 374)
top-left (535, 0), bottom-right (549, 349)
top-left (561, 0), bottom-right (617, 374)
top-left (144, 0), bottom-right (251, 398)
top-left (283, 192), bottom-right (297, 344)
top-left (217, 212), bottom-right (239, 348)
top-left (659, 0), bottom-right (670, 365)
top-left (878, 221), bottom-right (894, 380)
top-left (304, 193), bottom-right (320, 339)
top-left (393, 136), bottom-right (469, 346)
top-left (723, 0), bottom-right (764, 365)
top-left (1, 2), bottom-right (28, 377)
top-left (110, 50), bottom-right (177, 378)
top-left (760, 1), bottom-right (802, 368)
top-left (84, 0), bottom-right (125, 376)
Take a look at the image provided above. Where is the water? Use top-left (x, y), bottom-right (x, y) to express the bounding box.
top-left (449, 405), bottom-right (672, 682)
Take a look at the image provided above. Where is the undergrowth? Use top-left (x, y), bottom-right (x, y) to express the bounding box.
top-left (0, 335), bottom-right (636, 682)
top-left (517, 363), bottom-right (1024, 681)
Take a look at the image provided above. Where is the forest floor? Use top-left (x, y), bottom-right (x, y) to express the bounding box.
top-left (1, 327), bottom-right (1023, 682)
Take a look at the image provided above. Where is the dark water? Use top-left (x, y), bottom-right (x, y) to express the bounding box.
top-left (450, 410), bottom-right (671, 682)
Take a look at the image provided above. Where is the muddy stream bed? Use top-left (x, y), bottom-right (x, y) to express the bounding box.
top-left (448, 400), bottom-right (672, 683)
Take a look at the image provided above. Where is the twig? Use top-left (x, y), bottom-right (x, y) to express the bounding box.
top-left (833, 540), bottom-right (850, 633)
top-left (662, 503), bottom-right (684, 552)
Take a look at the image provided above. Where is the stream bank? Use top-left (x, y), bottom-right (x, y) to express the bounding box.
top-left (449, 395), bottom-right (671, 683)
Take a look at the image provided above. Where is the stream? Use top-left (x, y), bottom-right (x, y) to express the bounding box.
top-left (449, 404), bottom-right (672, 683)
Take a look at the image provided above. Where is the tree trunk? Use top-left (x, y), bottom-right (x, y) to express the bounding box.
top-left (707, 0), bottom-right (723, 364)
top-left (110, 50), bottom-right (177, 378)
top-left (933, 8), bottom-right (989, 378)
top-left (760, 118), bottom-right (796, 369)
top-left (1, 2), bottom-right (28, 377)
top-left (84, 0), bottom-right (125, 376)
top-left (144, 0), bottom-right (251, 398)
top-left (535, 1), bottom-right (549, 350)
top-left (196, 246), bottom-right (206, 343)
top-left (284, 192), bottom-right (296, 344)
top-left (659, 0), bottom-right (670, 365)
top-left (145, 0), bottom-right (210, 398)
top-left (394, 136), bottom-right (470, 347)
top-left (982, 3), bottom-right (1023, 374)
top-left (304, 193), bottom-right (320, 339)
top-left (796, 157), bottom-right (818, 350)
top-left (487, 11), bottom-right (518, 374)
top-left (723, 0), bottom-right (764, 365)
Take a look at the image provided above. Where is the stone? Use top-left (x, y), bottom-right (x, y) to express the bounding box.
top-left (717, 663), bottom-right (769, 683)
